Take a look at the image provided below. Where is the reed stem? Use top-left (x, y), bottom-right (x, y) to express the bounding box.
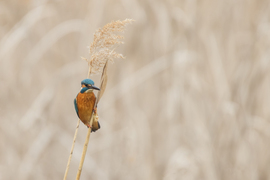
top-left (75, 113), bottom-right (94, 180)
top-left (63, 119), bottom-right (80, 180)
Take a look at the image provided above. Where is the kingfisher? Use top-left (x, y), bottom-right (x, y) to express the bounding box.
top-left (74, 79), bottom-right (101, 132)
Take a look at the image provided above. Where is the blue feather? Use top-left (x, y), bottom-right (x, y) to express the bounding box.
top-left (74, 97), bottom-right (79, 117)
top-left (80, 87), bottom-right (89, 93)
top-left (81, 79), bottom-right (95, 85)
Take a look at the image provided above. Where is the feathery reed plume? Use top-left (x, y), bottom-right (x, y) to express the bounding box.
top-left (82, 19), bottom-right (134, 77)
top-left (64, 19), bottom-right (133, 180)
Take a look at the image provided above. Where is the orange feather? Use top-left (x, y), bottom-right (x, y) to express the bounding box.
top-left (76, 92), bottom-right (96, 127)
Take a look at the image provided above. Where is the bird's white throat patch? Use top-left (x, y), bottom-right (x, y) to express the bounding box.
top-left (85, 89), bottom-right (94, 93)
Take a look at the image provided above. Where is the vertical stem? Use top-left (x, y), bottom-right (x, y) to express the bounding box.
top-left (75, 113), bottom-right (94, 180)
top-left (76, 58), bottom-right (97, 180)
top-left (63, 119), bottom-right (80, 180)
top-left (87, 62), bottom-right (92, 78)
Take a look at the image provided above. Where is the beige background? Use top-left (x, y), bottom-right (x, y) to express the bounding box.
top-left (1, 0), bottom-right (270, 180)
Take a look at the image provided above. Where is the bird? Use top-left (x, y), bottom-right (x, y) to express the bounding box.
top-left (74, 79), bottom-right (101, 132)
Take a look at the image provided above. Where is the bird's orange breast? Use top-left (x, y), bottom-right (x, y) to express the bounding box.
top-left (76, 92), bottom-right (96, 126)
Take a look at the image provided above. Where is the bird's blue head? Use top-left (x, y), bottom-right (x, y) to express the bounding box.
top-left (80, 79), bottom-right (100, 93)
top-left (81, 79), bottom-right (95, 86)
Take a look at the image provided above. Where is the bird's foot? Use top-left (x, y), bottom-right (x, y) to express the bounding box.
top-left (87, 124), bottom-right (92, 128)
top-left (93, 107), bottom-right (97, 114)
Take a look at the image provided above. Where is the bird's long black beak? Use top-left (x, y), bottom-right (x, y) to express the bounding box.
top-left (90, 85), bottom-right (100, 91)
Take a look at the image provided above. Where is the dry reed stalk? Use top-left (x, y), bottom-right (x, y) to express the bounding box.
top-left (63, 19), bottom-right (133, 180)
top-left (76, 58), bottom-right (109, 180)
top-left (63, 119), bottom-right (80, 180)
top-left (76, 115), bottom-right (94, 180)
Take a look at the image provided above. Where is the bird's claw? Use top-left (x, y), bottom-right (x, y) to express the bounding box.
top-left (87, 124), bottom-right (92, 128)
top-left (93, 107), bottom-right (97, 114)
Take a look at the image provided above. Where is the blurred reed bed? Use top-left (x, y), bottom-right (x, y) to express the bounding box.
top-left (0, 0), bottom-right (270, 180)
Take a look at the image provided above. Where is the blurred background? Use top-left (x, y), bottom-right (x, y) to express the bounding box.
top-left (1, 0), bottom-right (270, 180)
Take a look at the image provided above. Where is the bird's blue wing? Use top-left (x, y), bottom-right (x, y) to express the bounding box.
top-left (74, 96), bottom-right (79, 117)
